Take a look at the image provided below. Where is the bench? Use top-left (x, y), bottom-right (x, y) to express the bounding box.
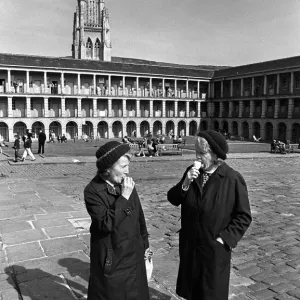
top-left (172, 139), bottom-right (186, 146)
top-left (285, 143), bottom-right (298, 154)
top-left (129, 143), bottom-right (147, 154)
top-left (157, 144), bottom-right (183, 156)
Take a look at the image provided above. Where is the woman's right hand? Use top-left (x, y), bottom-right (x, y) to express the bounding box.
top-left (183, 167), bottom-right (200, 186)
top-left (121, 177), bottom-right (135, 200)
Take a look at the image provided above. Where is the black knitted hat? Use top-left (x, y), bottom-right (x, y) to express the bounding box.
top-left (197, 130), bottom-right (228, 160)
top-left (96, 141), bottom-right (130, 172)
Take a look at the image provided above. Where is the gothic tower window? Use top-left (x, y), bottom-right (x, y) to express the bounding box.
top-left (86, 39), bottom-right (93, 59)
top-left (95, 39), bottom-right (100, 60)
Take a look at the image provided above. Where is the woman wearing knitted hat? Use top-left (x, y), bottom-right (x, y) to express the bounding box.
top-left (84, 141), bottom-right (150, 300)
top-left (167, 130), bottom-right (252, 300)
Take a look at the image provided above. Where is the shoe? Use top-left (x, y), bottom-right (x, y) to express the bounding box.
top-left (32, 159), bottom-right (36, 161)
top-left (21, 158), bottom-right (25, 162)
top-left (149, 155), bottom-right (152, 157)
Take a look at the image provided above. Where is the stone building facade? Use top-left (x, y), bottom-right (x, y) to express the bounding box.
top-left (0, 0), bottom-right (299, 143)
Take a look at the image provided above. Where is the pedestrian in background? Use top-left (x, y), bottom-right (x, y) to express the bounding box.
top-left (13, 134), bottom-right (22, 162)
top-left (21, 134), bottom-right (35, 162)
top-left (84, 141), bottom-right (150, 300)
top-left (38, 130), bottom-right (46, 154)
top-left (167, 130), bottom-right (252, 300)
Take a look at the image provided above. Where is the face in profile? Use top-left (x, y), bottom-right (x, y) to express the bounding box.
top-left (195, 138), bottom-right (214, 170)
top-left (107, 155), bottom-right (130, 184)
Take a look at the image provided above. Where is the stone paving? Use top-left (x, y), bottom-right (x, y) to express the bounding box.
top-left (0, 153), bottom-right (300, 299)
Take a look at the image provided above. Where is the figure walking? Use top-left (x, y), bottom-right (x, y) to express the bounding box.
top-left (21, 134), bottom-right (36, 162)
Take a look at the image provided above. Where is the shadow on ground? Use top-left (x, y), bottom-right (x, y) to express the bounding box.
top-left (5, 258), bottom-right (172, 299)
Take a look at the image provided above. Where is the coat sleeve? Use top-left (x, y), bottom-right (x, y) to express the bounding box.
top-left (167, 167), bottom-right (191, 207)
top-left (84, 186), bottom-right (135, 235)
top-left (137, 194), bottom-right (149, 250)
top-left (219, 173), bottom-right (252, 249)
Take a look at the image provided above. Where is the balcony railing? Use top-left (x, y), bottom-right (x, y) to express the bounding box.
top-left (81, 109), bottom-right (93, 118)
top-left (96, 110), bottom-right (108, 117)
top-left (140, 111), bottom-right (150, 117)
top-left (48, 109), bottom-right (62, 118)
top-left (0, 110), bottom-right (8, 117)
top-left (65, 109), bottom-right (78, 118)
top-left (31, 109), bottom-right (44, 118)
top-left (266, 111), bottom-right (274, 118)
top-left (111, 110), bottom-right (123, 118)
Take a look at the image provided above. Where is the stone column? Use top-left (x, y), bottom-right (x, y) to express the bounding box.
top-left (208, 82), bottom-right (211, 98)
top-left (149, 100), bottom-right (153, 117)
top-left (8, 97), bottom-right (13, 117)
top-left (44, 127), bottom-right (49, 141)
top-left (108, 75), bottom-right (111, 96)
top-left (197, 101), bottom-right (201, 118)
top-left (248, 123), bottom-right (253, 140)
top-left (288, 98), bottom-right (294, 119)
top-left (136, 77), bottom-right (139, 96)
top-left (286, 125), bottom-right (293, 142)
top-left (122, 99), bottom-right (127, 118)
top-left (93, 98), bottom-right (97, 117)
top-left (186, 101), bottom-right (189, 118)
top-left (249, 100), bottom-right (254, 118)
top-left (44, 72), bottom-right (47, 93)
top-left (92, 126), bottom-right (97, 140)
top-left (197, 81), bottom-right (200, 99)
top-left (186, 80), bottom-right (189, 98)
top-left (186, 123), bottom-right (189, 136)
top-left (175, 80), bottom-right (177, 97)
top-left (61, 98), bottom-right (65, 117)
top-left (228, 101), bottom-right (233, 118)
top-left (9, 128), bottom-right (14, 142)
top-left (240, 78), bottom-right (244, 97)
top-left (252, 77), bottom-right (255, 96)
top-left (238, 122), bottom-right (243, 138)
top-left (7, 70), bottom-right (11, 93)
top-left (26, 70), bottom-right (30, 93)
top-left (26, 97), bottom-right (31, 118)
top-left (108, 99), bottom-right (112, 117)
top-left (221, 81), bottom-right (224, 98)
top-left (230, 80), bottom-right (233, 97)
top-left (276, 74), bottom-right (280, 94)
top-left (78, 74), bottom-right (81, 94)
top-left (136, 99), bottom-right (140, 118)
top-left (108, 125), bottom-right (113, 139)
top-left (44, 98), bottom-right (49, 117)
top-left (123, 76), bottom-right (126, 93)
top-left (219, 102), bottom-right (223, 118)
top-left (149, 78), bottom-right (153, 96)
top-left (274, 99), bottom-right (280, 118)
top-left (78, 123), bottom-right (83, 138)
top-left (174, 123), bottom-right (178, 137)
top-left (136, 124), bottom-right (141, 138)
top-left (78, 98), bottom-right (82, 117)
top-left (211, 82), bottom-right (215, 98)
top-left (174, 100), bottom-right (178, 117)
top-left (261, 100), bottom-right (267, 118)
top-left (162, 100), bottom-right (166, 118)
top-left (162, 78), bottom-right (165, 97)
top-left (263, 75), bottom-right (267, 95)
top-left (238, 100), bottom-right (243, 118)
top-left (93, 74), bottom-right (96, 95)
top-left (61, 73), bottom-right (64, 94)
top-left (290, 72), bottom-right (294, 94)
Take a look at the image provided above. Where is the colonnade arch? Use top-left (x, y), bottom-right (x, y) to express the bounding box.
top-left (189, 121), bottom-right (197, 136)
top-left (0, 122), bottom-right (8, 141)
top-left (140, 121), bottom-right (149, 137)
top-left (82, 121), bottom-right (93, 137)
top-left (112, 121), bottom-right (123, 138)
top-left (98, 121), bottom-right (108, 138)
top-left (13, 122), bottom-right (27, 137)
top-left (126, 121), bottom-right (136, 137)
top-left (178, 121), bottom-right (186, 136)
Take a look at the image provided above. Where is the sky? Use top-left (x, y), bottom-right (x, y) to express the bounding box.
top-left (0, 0), bottom-right (299, 67)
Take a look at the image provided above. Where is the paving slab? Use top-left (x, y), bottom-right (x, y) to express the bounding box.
top-left (1, 155), bottom-right (300, 299)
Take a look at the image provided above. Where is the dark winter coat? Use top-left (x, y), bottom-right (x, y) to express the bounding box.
top-left (167, 162), bottom-right (252, 300)
top-left (38, 132), bottom-right (47, 143)
top-left (13, 138), bottom-right (20, 150)
top-left (24, 139), bottom-right (31, 149)
top-left (84, 175), bottom-right (150, 300)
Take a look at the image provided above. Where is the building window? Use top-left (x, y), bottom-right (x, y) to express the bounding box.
top-left (95, 39), bottom-right (100, 59)
top-left (12, 99), bottom-right (16, 110)
top-left (280, 74), bottom-right (288, 89)
top-left (86, 39), bottom-right (92, 59)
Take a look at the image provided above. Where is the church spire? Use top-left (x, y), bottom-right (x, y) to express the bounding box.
top-left (72, 0), bottom-right (112, 61)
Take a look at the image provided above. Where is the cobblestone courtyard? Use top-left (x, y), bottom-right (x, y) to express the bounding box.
top-left (0, 156), bottom-right (300, 299)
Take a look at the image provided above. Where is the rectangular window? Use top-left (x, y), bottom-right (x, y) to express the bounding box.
top-left (280, 75), bottom-right (288, 89)
top-left (12, 99), bottom-right (16, 110)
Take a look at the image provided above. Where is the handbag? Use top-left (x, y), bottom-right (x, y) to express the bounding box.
top-left (144, 249), bottom-right (153, 281)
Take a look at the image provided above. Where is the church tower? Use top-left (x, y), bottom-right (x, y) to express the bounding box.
top-left (72, 0), bottom-right (112, 61)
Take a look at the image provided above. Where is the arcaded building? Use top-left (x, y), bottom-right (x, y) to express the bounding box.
top-left (0, 0), bottom-right (299, 143)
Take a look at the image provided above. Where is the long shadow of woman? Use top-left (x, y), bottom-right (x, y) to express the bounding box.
top-left (4, 263), bottom-right (88, 300)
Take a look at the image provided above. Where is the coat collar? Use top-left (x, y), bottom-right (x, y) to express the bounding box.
top-left (91, 175), bottom-right (120, 196)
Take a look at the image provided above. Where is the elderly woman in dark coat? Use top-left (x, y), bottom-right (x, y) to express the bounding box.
top-left (84, 141), bottom-right (150, 300)
top-left (167, 130), bottom-right (252, 300)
